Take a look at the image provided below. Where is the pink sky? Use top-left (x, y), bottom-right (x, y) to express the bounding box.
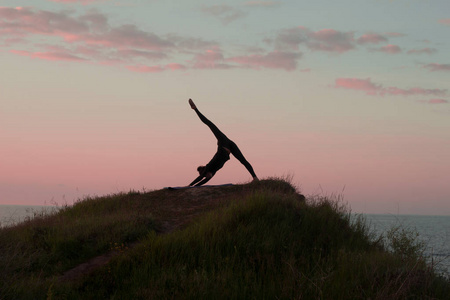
top-left (1, 1), bottom-right (450, 215)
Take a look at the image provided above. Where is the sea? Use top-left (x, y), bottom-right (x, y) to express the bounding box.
top-left (1, 205), bottom-right (449, 278)
top-left (0, 205), bottom-right (59, 228)
top-left (362, 214), bottom-right (450, 278)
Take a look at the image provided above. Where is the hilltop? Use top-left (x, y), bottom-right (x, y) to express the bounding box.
top-left (0, 179), bottom-right (449, 299)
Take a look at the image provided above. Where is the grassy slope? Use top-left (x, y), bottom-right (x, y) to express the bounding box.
top-left (1, 179), bottom-right (449, 299)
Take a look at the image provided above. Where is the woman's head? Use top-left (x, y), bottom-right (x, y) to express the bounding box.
top-left (197, 166), bottom-right (206, 175)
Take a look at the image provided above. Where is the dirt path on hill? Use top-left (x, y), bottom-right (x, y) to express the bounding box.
top-left (58, 185), bottom-right (244, 282)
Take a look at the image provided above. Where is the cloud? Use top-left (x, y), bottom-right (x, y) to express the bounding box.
top-left (190, 47), bottom-right (301, 71)
top-left (243, 1), bottom-right (282, 7)
top-left (228, 51), bottom-right (301, 71)
top-left (10, 49), bottom-right (86, 61)
top-left (49, 0), bottom-right (108, 4)
top-left (201, 2), bottom-right (281, 24)
top-left (424, 99), bottom-right (449, 104)
top-left (385, 87), bottom-right (446, 96)
top-left (334, 78), bottom-right (380, 95)
top-left (407, 48), bottom-right (437, 55)
top-left (357, 33), bottom-right (388, 45)
top-left (77, 24), bottom-right (174, 50)
top-left (165, 63), bottom-right (187, 71)
top-left (384, 32), bottom-right (406, 37)
top-left (126, 65), bottom-right (163, 73)
top-left (1, 7), bottom-right (309, 73)
top-left (6, 7), bottom-right (418, 74)
top-left (438, 19), bottom-right (450, 25)
top-left (126, 63), bottom-right (186, 73)
top-left (0, 7), bottom-right (89, 36)
top-left (192, 47), bottom-right (233, 69)
top-left (116, 49), bottom-right (167, 60)
top-left (423, 63), bottom-right (450, 72)
top-left (271, 27), bottom-right (408, 55)
top-left (166, 34), bottom-right (217, 50)
top-left (201, 5), bottom-right (247, 24)
top-left (79, 11), bottom-right (109, 31)
top-left (270, 27), bottom-right (411, 56)
top-left (271, 27), bottom-right (308, 51)
top-left (334, 78), bottom-right (447, 97)
top-left (273, 26), bottom-right (355, 53)
top-left (307, 29), bottom-right (355, 53)
top-left (0, 7), bottom-right (207, 71)
top-left (0, 36), bottom-right (26, 47)
top-left (372, 44), bottom-right (402, 54)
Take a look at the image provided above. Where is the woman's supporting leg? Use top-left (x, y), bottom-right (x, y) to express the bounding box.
top-left (229, 141), bottom-right (257, 178)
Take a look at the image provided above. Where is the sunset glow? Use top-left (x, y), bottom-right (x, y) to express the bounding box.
top-left (1, 0), bottom-right (449, 215)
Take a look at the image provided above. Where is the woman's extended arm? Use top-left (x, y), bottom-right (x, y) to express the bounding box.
top-left (189, 172), bottom-right (213, 186)
top-left (193, 176), bottom-right (212, 186)
top-left (189, 175), bottom-right (204, 186)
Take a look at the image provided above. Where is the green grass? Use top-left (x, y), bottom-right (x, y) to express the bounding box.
top-left (1, 179), bottom-right (449, 299)
top-left (0, 191), bottom-right (156, 298)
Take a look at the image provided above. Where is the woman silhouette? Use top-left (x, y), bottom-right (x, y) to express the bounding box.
top-left (188, 99), bottom-right (258, 186)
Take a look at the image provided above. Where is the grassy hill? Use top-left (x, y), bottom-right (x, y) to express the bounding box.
top-left (1, 179), bottom-right (449, 299)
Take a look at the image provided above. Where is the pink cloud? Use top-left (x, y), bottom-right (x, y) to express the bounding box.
top-left (373, 44), bottom-right (402, 54)
top-left (125, 65), bottom-right (164, 73)
top-left (0, 7), bottom-right (88, 36)
top-left (229, 51), bottom-right (301, 71)
top-left (357, 33), bottom-right (388, 45)
top-left (126, 63), bottom-right (187, 73)
top-left (76, 24), bottom-right (174, 50)
top-left (192, 48), bottom-right (233, 69)
top-left (116, 49), bottom-right (167, 60)
top-left (0, 7), bottom-right (181, 67)
top-left (2, 7), bottom-right (249, 73)
top-left (423, 63), bottom-right (450, 72)
top-left (10, 49), bottom-right (86, 61)
top-left (73, 45), bottom-right (101, 56)
top-left (0, 7), bottom-right (171, 48)
top-left (335, 78), bottom-right (447, 97)
top-left (334, 78), bottom-right (380, 95)
top-left (6, 7), bottom-right (417, 74)
top-left (385, 87), bottom-right (446, 96)
top-left (191, 47), bottom-right (302, 71)
top-left (79, 11), bottom-right (109, 31)
top-left (438, 19), bottom-right (450, 25)
top-left (0, 37), bottom-right (26, 46)
top-left (407, 48), bottom-right (437, 55)
top-left (165, 63), bottom-right (187, 71)
top-left (425, 99), bottom-right (449, 104)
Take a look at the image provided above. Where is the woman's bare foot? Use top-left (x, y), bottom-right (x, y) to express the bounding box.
top-left (188, 99), bottom-right (196, 110)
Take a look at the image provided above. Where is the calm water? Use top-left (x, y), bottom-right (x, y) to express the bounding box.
top-left (362, 214), bottom-right (450, 278)
top-left (0, 205), bottom-right (57, 228)
top-left (1, 206), bottom-right (449, 277)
